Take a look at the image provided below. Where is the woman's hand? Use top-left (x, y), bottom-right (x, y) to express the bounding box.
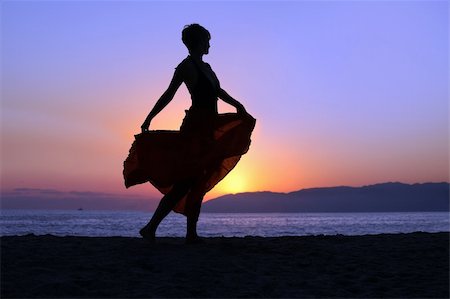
top-left (141, 119), bottom-right (151, 133)
top-left (236, 104), bottom-right (247, 115)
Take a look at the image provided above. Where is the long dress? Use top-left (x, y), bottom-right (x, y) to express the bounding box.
top-left (123, 56), bottom-right (256, 219)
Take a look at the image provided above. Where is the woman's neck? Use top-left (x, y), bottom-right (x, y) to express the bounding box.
top-left (189, 52), bottom-right (203, 62)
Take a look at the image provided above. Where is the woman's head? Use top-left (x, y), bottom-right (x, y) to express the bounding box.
top-left (182, 24), bottom-right (210, 55)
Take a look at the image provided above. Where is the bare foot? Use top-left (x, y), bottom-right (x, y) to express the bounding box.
top-left (139, 226), bottom-right (155, 244)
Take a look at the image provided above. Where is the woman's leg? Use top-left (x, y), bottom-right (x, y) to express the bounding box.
top-left (140, 180), bottom-right (192, 241)
top-left (185, 161), bottom-right (221, 243)
top-left (185, 183), bottom-right (206, 243)
top-left (186, 217), bottom-right (199, 241)
top-left (186, 199), bottom-right (202, 241)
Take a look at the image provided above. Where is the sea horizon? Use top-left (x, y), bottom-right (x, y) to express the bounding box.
top-left (2, 209), bottom-right (448, 238)
top-left (1, 208), bottom-right (449, 213)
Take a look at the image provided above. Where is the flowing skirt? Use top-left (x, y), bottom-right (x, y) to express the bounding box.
top-left (123, 108), bottom-right (256, 217)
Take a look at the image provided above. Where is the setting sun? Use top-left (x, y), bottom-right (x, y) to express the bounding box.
top-left (214, 170), bottom-right (248, 195)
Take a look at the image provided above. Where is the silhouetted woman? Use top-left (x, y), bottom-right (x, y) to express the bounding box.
top-left (123, 24), bottom-right (255, 244)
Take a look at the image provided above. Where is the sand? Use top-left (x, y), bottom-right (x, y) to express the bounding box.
top-left (1, 232), bottom-right (448, 298)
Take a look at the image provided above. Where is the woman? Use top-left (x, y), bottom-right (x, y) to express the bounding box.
top-left (123, 24), bottom-right (255, 244)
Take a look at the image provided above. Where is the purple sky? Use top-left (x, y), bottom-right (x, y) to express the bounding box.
top-left (1, 1), bottom-right (448, 209)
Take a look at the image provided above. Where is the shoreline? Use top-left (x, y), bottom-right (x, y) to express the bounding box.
top-left (1, 230), bottom-right (450, 238)
top-left (2, 232), bottom-right (449, 298)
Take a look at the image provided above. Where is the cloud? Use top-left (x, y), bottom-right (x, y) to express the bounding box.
top-left (13, 188), bottom-right (64, 195)
top-left (68, 191), bottom-right (111, 197)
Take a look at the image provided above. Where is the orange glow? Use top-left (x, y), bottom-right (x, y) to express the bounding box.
top-left (2, 1), bottom-right (448, 213)
top-left (213, 167), bottom-right (249, 196)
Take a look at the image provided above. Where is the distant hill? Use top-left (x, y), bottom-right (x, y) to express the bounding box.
top-left (203, 182), bottom-right (450, 212)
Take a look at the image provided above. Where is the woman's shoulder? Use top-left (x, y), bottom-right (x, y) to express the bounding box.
top-left (175, 57), bottom-right (198, 82)
top-left (175, 56), bottom-right (195, 72)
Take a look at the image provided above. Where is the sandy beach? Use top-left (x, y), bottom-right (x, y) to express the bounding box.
top-left (1, 232), bottom-right (448, 298)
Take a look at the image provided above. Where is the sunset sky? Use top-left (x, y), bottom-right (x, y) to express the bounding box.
top-left (1, 1), bottom-right (448, 206)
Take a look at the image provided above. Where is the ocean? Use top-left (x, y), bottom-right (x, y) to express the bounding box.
top-left (1, 210), bottom-right (448, 237)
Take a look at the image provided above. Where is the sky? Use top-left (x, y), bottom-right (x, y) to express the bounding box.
top-left (1, 0), bottom-right (448, 207)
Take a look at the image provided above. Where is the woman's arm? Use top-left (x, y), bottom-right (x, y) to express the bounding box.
top-left (141, 70), bottom-right (183, 132)
top-left (218, 88), bottom-right (247, 114)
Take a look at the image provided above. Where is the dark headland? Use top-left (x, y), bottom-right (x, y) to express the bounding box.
top-left (203, 182), bottom-right (450, 212)
top-left (1, 232), bottom-right (448, 298)
top-left (2, 182), bottom-right (448, 212)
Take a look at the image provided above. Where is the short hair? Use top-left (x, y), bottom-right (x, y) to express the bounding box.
top-left (182, 24), bottom-right (211, 51)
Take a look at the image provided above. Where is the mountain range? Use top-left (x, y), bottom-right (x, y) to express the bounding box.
top-left (2, 182), bottom-right (448, 212)
top-left (202, 182), bottom-right (449, 213)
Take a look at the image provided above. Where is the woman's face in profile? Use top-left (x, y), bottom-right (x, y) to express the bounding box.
top-left (200, 38), bottom-right (210, 55)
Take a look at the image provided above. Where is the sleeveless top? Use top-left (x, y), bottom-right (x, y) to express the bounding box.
top-left (179, 56), bottom-right (220, 113)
